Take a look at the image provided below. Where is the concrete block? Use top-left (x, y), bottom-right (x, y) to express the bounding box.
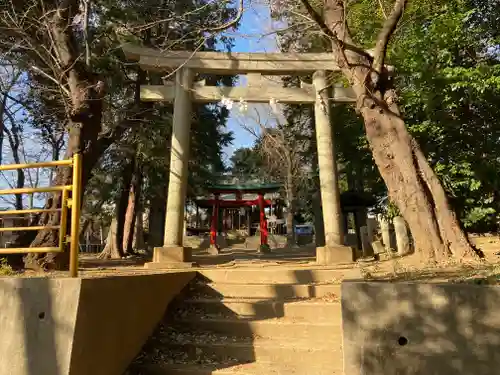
top-left (152, 246), bottom-right (192, 263)
top-left (341, 281), bottom-right (500, 375)
top-left (144, 262), bottom-right (195, 269)
top-left (360, 226), bottom-right (374, 257)
top-left (366, 217), bottom-right (378, 241)
top-left (371, 240), bottom-right (386, 255)
top-left (377, 251), bottom-right (395, 261)
top-left (316, 245), bottom-right (355, 264)
top-left (0, 278), bottom-right (81, 375)
top-left (0, 272), bottom-right (195, 375)
top-left (394, 216), bottom-right (410, 256)
top-left (71, 273), bottom-right (194, 375)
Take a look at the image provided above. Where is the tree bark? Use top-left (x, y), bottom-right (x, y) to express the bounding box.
top-left (123, 157), bottom-right (143, 254)
top-left (22, 0), bottom-right (108, 271)
top-left (4, 123), bottom-right (24, 210)
top-left (122, 189), bottom-right (136, 255)
top-left (111, 157), bottom-right (134, 257)
top-left (318, 0), bottom-right (479, 260)
top-left (133, 207), bottom-right (146, 251)
top-left (99, 218), bottom-right (122, 259)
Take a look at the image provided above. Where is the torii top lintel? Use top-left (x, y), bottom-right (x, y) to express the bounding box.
top-left (122, 44), bottom-right (342, 75)
top-left (207, 182), bottom-right (282, 195)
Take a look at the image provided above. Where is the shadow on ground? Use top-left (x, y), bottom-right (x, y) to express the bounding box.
top-left (124, 260), bottom-right (347, 374)
top-left (125, 274), bottom-right (257, 374)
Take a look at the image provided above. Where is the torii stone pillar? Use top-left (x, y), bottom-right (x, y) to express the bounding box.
top-left (313, 70), bottom-right (354, 264)
top-left (147, 68), bottom-right (194, 268)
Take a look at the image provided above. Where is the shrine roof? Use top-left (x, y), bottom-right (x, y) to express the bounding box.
top-left (194, 198), bottom-right (273, 209)
top-left (207, 183), bottom-right (282, 194)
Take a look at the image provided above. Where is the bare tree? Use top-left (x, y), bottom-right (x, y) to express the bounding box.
top-left (0, 62), bottom-right (24, 166)
top-left (237, 106), bottom-right (310, 245)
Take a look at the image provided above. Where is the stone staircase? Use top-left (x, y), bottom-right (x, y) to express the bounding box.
top-left (126, 267), bottom-right (355, 375)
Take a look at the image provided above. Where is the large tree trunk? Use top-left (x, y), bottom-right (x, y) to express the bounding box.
top-left (104, 158), bottom-right (135, 259)
top-left (122, 186), bottom-right (136, 255)
top-left (99, 219), bottom-right (122, 259)
top-left (133, 208), bottom-right (146, 251)
top-left (21, 0), bottom-right (145, 270)
top-left (22, 1), bottom-right (108, 271)
top-left (320, 0), bottom-right (479, 261)
top-left (4, 123), bottom-right (25, 210)
top-left (122, 157), bottom-right (143, 254)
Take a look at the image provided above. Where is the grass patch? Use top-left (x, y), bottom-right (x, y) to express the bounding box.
top-left (0, 258), bottom-right (16, 276)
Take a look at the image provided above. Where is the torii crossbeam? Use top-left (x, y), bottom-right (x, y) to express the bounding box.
top-left (122, 44), bottom-right (355, 268)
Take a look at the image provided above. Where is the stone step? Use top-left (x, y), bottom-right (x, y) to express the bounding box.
top-left (198, 268), bottom-right (360, 285)
top-left (171, 317), bottom-right (342, 339)
top-left (130, 361), bottom-right (343, 375)
top-left (177, 298), bottom-right (340, 321)
top-left (160, 337), bottom-right (340, 364)
top-left (192, 283), bottom-right (342, 299)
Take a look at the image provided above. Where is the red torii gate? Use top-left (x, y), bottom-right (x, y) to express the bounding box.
top-left (195, 183), bottom-right (281, 251)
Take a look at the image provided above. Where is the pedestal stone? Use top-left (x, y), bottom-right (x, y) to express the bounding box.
top-left (144, 246), bottom-right (194, 269)
top-left (208, 245), bottom-right (220, 255)
top-left (316, 245), bottom-right (355, 264)
top-left (372, 240), bottom-right (393, 260)
top-left (360, 226), bottom-right (374, 258)
top-left (379, 215), bottom-right (392, 251)
top-left (366, 218), bottom-right (378, 242)
top-left (394, 216), bottom-right (410, 256)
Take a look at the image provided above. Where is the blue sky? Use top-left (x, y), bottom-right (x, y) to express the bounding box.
top-left (219, 1), bottom-right (278, 164)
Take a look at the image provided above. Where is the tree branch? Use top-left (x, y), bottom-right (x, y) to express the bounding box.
top-left (30, 65), bottom-right (71, 97)
top-left (298, 0), bottom-right (372, 65)
top-left (204, 0), bottom-right (244, 32)
top-left (298, 0), bottom-right (335, 40)
top-left (372, 0), bottom-right (407, 75)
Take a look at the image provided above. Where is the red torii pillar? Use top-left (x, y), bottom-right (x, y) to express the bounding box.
top-left (258, 193), bottom-right (268, 246)
top-left (210, 194), bottom-right (219, 247)
top-left (236, 192), bottom-right (242, 232)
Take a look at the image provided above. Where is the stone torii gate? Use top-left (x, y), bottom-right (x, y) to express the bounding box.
top-left (122, 44), bottom-right (358, 268)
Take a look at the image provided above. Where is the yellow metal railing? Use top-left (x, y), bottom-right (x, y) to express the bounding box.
top-left (0, 154), bottom-right (82, 277)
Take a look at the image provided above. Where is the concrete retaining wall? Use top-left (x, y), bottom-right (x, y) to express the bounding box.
top-left (341, 281), bottom-right (500, 375)
top-left (0, 272), bottom-right (195, 375)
